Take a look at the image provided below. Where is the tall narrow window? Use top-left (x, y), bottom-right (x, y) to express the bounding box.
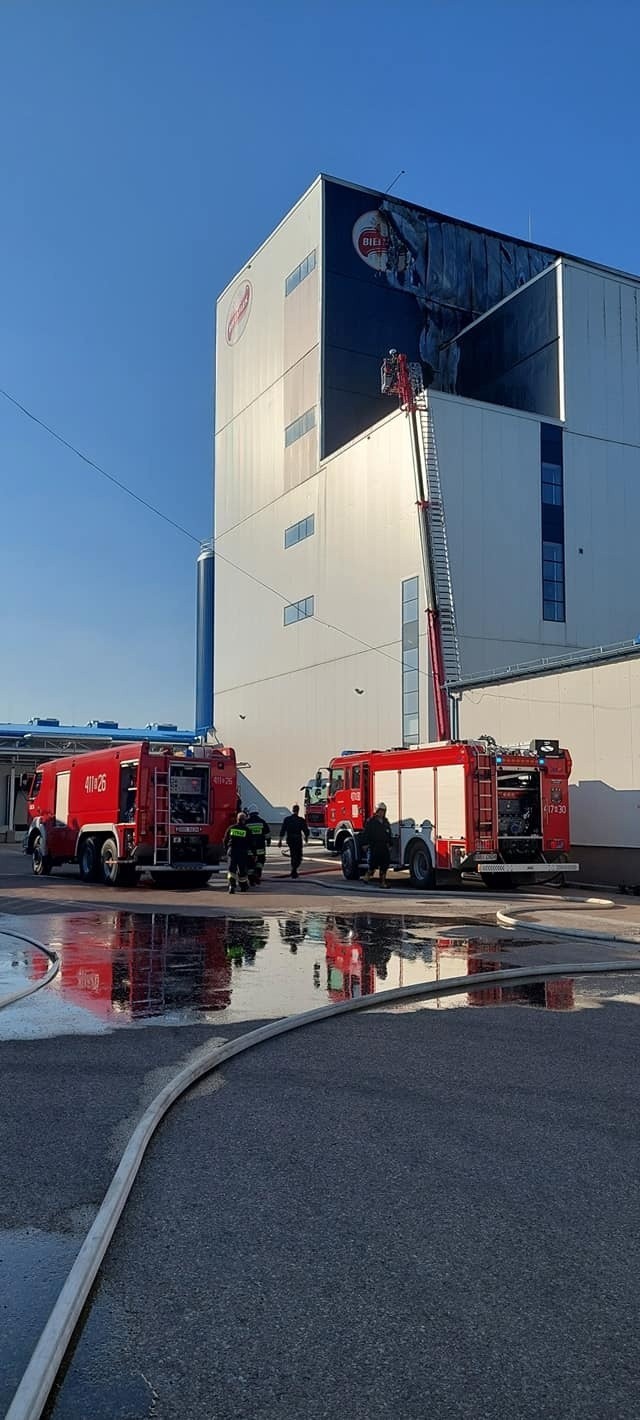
top-left (541, 424), bottom-right (565, 622)
top-left (402, 577), bottom-right (420, 746)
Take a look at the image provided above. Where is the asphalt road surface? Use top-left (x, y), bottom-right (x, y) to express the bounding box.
top-left (2, 846), bottom-right (640, 1418)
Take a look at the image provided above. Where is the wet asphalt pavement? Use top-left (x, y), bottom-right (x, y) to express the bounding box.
top-left (1, 881), bottom-right (640, 1418)
top-left (44, 996), bottom-right (640, 1420)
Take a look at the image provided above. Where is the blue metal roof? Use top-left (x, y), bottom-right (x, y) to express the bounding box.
top-left (0, 721), bottom-right (194, 746)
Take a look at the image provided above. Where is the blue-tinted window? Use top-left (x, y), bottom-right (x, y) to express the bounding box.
top-left (285, 249), bottom-right (317, 297)
top-left (402, 576), bottom-right (420, 746)
top-left (284, 514), bottom-right (315, 548)
top-left (284, 595), bottom-right (314, 626)
top-left (542, 541), bottom-right (565, 621)
top-left (285, 407), bottom-right (316, 447)
top-left (541, 424), bottom-right (565, 622)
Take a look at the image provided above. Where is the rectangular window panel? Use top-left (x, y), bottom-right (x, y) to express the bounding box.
top-left (285, 407), bottom-right (317, 447)
top-left (285, 249), bottom-right (317, 296)
top-left (283, 595), bottom-right (314, 626)
top-left (284, 513), bottom-right (315, 549)
top-left (541, 426), bottom-right (565, 623)
top-left (402, 577), bottom-right (420, 748)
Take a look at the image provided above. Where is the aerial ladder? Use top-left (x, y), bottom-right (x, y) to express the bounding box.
top-left (381, 352), bottom-right (461, 741)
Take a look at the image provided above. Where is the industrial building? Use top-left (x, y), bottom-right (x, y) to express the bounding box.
top-left (0, 719), bottom-right (192, 842)
top-left (213, 174), bottom-right (640, 819)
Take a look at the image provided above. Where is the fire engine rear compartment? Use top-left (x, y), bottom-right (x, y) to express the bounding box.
top-left (496, 768), bottom-right (543, 863)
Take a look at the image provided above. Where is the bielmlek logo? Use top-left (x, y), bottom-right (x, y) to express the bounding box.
top-left (225, 280), bottom-right (253, 345)
top-left (352, 211), bottom-right (391, 270)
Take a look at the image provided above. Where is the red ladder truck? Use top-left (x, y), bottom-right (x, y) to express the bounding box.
top-left (325, 738), bottom-right (578, 888)
top-left (25, 741), bottom-right (237, 887)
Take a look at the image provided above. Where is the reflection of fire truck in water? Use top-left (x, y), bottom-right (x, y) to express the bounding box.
top-left (29, 913), bottom-right (268, 1020)
top-left (324, 921), bottom-right (574, 1010)
top-left (302, 768), bottom-right (330, 836)
top-left (25, 741), bottom-right (237, 886)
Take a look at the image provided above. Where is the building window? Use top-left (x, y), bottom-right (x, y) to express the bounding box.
top-left (285, 249), bottom-right (317, 297)
top-left (284, 595), bottom-right (314, 626)
top-left (402, 576), bottom-right (420, 746)
top-left (285, 407), bottom-right (316, 447)
top-left (541, 424), bottom-right (565, 622)
top-left (543, 542), bottom-right (565, 622)
top-left (284, 514), bottom-right (315, 548)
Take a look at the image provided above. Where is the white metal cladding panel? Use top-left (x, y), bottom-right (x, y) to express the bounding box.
top-left (563, 430), bottom-right (640, 647)
top-left (214, 413), bottom-right (427, 809)
top-left (215, 180), bottom-right (322, 434)
top-left (399, 767), bottom-right (435, 825)
top-left (562, 262), bottom-right (640, 444)
top-left (428, 392), bottom-right (569, 674)
top-left (372, 771), bottom-right (400, 826)
top-left (435, 764), bottom-right (465, 838)
top-left (458, 657), bottom-right (640, 849)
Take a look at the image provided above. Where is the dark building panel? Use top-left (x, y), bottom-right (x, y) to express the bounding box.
top-left (322, 179), bottom-right (559, 456)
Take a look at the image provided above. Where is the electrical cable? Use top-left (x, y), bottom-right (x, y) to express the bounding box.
top-left (1, 384), bottom-right (431, 688)
top-left (6, 946), bottom-right (640, 1420)
top-left (0, 387), bottom-right (202, 545)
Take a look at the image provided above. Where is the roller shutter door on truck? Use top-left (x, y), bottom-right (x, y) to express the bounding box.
top-left (54, 771), bottom-right (70, 825)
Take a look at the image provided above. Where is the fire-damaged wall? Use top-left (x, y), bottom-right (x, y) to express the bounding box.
top-left (321, 178), bottom-right (558, 456)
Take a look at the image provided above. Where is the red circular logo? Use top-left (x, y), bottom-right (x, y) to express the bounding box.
top-left (352, 211), bottom-right (391, 270)
top-left (225, 280), bottom-right (253, 346)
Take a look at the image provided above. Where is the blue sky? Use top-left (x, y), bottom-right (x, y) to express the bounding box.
top-left (1, 0), bottom-right (638, 728)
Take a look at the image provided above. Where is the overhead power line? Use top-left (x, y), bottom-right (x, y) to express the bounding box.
top-left (1, 383), bottom-right (433, 688)
top-left (0, 386), bottom-right (201, 544)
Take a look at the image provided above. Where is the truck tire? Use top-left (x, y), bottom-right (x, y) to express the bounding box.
top-left (408, 842), bottom-right (435, 889)
top-left (31, 833), bottom-right (52, 877)
top-left (341, 839), bottom-right (360, 881)
top-left (78, 836), bottom-right (100, 883)
top-left (100, 836), bottom-right (121, 887)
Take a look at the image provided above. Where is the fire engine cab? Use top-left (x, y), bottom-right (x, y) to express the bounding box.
top-left (325, 738), bottom-right (578, 888)
top-left (24, 741), bottom-right (237, 887)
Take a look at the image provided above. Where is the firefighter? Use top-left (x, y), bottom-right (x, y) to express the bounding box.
top-left (278, 804), bottom-right (309, 879)
top-left (246, 807), bottom-right (270, 885)
top-left (361, 803), bottom-right (392, 888)
top-left (224, 812), bottom-right (250, 893)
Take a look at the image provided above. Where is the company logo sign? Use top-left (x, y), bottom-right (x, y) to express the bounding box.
top-left (352, 210), bottom-right (391, 270)
top-left (225, 280), bottom-right (253, 345)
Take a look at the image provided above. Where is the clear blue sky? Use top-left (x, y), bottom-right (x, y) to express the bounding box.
top-left (1, 0), bottom-right (638, 729)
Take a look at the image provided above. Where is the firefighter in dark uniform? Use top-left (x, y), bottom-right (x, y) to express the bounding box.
top-left (246, 807), bottom-right (270, 885)
top-left (224, 812), bottom-right (250, 893)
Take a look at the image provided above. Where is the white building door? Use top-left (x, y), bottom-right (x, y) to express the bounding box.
top-left (55, 771), bottom-right (71, 824)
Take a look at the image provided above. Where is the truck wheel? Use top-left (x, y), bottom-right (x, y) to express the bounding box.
top-left (408, 842), bottom-right (435, 889)
top-left (31, 834), bottom-right (52, 877)
top-left (341, 839), bottom-right (360, 881)
top-left (100, 837), bottom-right (121, 886)
top-left (78, 836), bottom-right (100, 883)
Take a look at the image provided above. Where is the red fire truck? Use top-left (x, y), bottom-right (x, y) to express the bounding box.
top-left (325, 738), bottom-right (578, 888)
top-left (24, 741), bottom-right (237, 887)
top-left (302, 767), bottom-right (330, 836)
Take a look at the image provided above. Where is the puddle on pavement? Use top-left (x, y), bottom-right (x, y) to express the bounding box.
top-left (0, 930), bottom-right (51, 1002)
top-left (0, 909), bottom-right (624, 1036)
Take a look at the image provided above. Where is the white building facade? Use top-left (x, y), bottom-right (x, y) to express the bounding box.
top-left (214, 176), bottom-right (640, 815)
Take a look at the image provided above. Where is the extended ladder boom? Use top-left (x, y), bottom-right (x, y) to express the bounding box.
top-left (381, 352), bottom-right (461, 740)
